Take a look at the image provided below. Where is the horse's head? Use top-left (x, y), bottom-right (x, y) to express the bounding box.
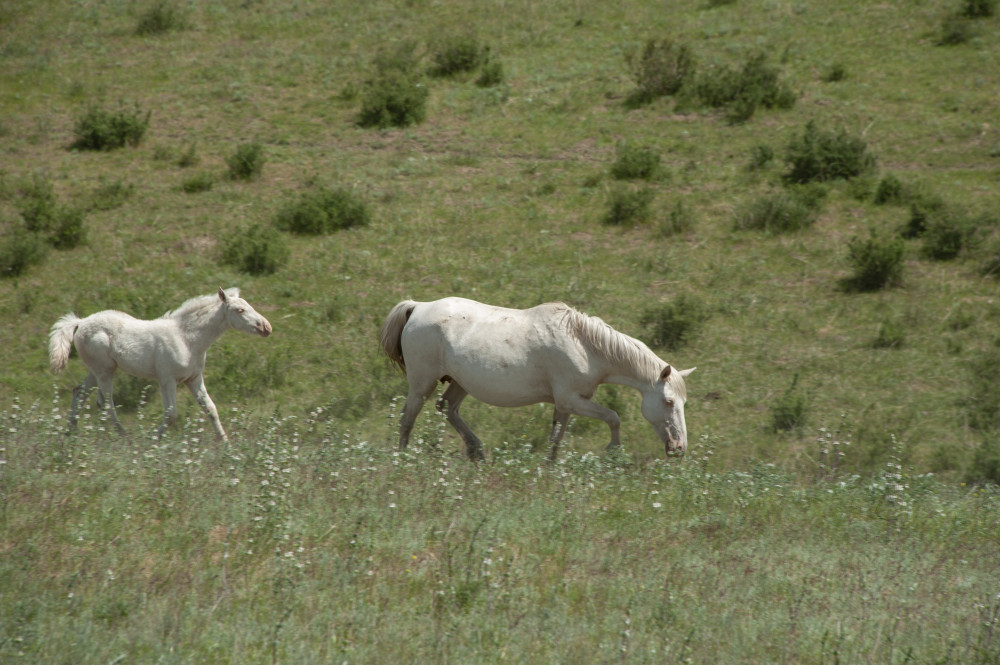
top-left (641, 365), bottom-right (695, 456)
top-left (219, 287), bottom-right (272, 337)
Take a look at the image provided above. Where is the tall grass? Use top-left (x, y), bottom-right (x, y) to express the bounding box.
top-left (1, 403), bottom-right (997, 664)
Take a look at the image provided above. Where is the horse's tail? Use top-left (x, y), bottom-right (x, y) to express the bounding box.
top-left (49, 313), bottom-right (81, 373)
top-left (379, 300), bottom-right (418, 373)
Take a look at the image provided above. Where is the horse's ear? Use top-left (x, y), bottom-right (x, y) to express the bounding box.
top-left (659, 365), bottom-right (672, 383)
top-left (218, 286), bottom-right (228, 303)
top-left (679, 367), bottom-right (696, 378)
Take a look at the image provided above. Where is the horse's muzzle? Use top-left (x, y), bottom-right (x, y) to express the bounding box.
top-left (259, 320), bottom-right (273, 337)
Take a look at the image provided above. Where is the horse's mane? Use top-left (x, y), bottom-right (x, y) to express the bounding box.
top-left (560, 304), bottom-right (682, 393)
top-left (163, 288), bottom-right (238, 325)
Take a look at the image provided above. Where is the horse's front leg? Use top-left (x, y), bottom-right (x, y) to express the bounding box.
top-left (557, 393), bottom-right (621, 452)
top-left (155, 379), bottom-right (179, 439)
top-left (186, 375), bottom-right (227, 442)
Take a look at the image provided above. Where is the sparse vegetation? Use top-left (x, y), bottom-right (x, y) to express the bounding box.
top-left (734, 187), bottom-right (824, 234)
top-left (842, 229), bottom-right (905, 292)
top-left (771, 374), bottom-right (808, 431)
top-left (226, 142), bottom-right (266, 180)
top-left (609, 142), bottom-right (662, 180)
top-left (625, 37), bottom-right (696, 106)
top-left (430, 32), bottom-right (489, 77)
top-left (602, 186), bottom-right (655, 227)
top-left (135, 0), bottom-right (186, 36)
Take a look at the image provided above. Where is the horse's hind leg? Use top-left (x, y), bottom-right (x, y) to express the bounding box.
top-left (399, 378), bottom-right (438, 450)
top-left (94, 372), bottom-right (127, 436)
top-left (547, 408), bottom-right (571, 463)
top-left (155, 379), bottom-right (179, 440)
top-left (436, 382), bottom-right (485, 462)
top-left (68, 372), bottom-right (98, 429)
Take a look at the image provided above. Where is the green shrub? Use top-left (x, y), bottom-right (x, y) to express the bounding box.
top-left (640, 293), bottom-right (708, 351)
top-left (658, 200), bottom-right (695, 237)
top-left (475, 60), bottom-right (504, 88)
top-left (48, 206), bottom-right (87, 250)
top-left (822, 62), bottom-right (848, 83)
top-left (610, 142), bottom-right (662, 181)
top-left (221, 223), bottom-right (289, 275)
top-left (691, 51), bottom-right (796, 123)
top-left (784, 120), bottom-right (876, 184)
top-left (90, 177), bottom-right (133, 211)
top-left (967, 435), bottom-right (1000, 485)
top-left (901, 193), bottom-right (947, 238)
top-left (920, 212), bottom-right (978, 260)
top-left (747, 143), bottom-right (775, 171)
top-left (71, 103), bottom-right (150, 151)
top-left (937, 15), bottom-right (976, 45)
top-left (873, 173), bottom-right (905, 205)
top-left (967, 346), bottom-right (1000, 431)
top-left (275, 186), bottom-right (371, 235)
top-left (842, 230), bottom-right (905, 292)
top-left (602, 186), bottom-right (655, 227)
top-left (226, 142), bottom-right (265, 180)
top-left (181, 171), bottom-right (215, 193)
top-left (135, 0), bottom-right (186, 36)
top-left (176, 143), bottom-right (200, 168)
top-left (770, 374), bottom-right (808, 432)
top-left (734, 187), bottom-right (824, 234)
top-left (359, 44), bottom-right (429, 129)
top-left (625, 38), bottom-right (696, 106)
top-left (0, 225), bottom-right (48, 278)
top-left (16, 174), bottom-right (86, 249)
top-left (962, 0), bottom-right (997, 17)
top-left (430, 33), bottom-right (488, 77)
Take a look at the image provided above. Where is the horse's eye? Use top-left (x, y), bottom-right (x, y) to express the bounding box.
top-left (665, 399), bottom-right (674, 408)
top-left (236, 307), bottom-right (245, 314)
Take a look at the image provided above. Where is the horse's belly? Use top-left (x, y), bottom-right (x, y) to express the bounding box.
top-left (444, 358), bottom-right (554, 407)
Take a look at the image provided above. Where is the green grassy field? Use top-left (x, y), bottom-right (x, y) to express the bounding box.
top-left (2, 0), bottom-right (1000, 660)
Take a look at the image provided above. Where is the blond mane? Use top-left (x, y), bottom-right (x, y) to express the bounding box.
top-left (559, 305), bottom-right (676, 389)
top-left (163, 288), bottom-right (238, 325)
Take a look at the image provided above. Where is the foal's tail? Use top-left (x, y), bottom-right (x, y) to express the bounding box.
top-left (379, 300), bottom-right (418, 373)
top-left (49, 313), bottom-right (81, 373)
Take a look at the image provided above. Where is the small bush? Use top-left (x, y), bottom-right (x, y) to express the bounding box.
top-left (71, 103), bottom-right (150, 151)
top-left (747, 144), bottom-right (775, 171)
top-left (873, 173), bottom-right (905, 205)
top-left (0, 225), bottom-right (48, 278)
top-left (822, 62), bottom-right (848, 83)
top-left (691, 51), bottom-right (796, 123)
top-left (602, 186), bottom-right (655, 227)
top-left (359, 44), bottom-right (429, 129)
top-left (226, 142), bottom-right (265, 180)
top-left (901, 193), bottom-right (947, 238)
top-left (16, 174), bottom-right (86, 249)
top-left (610, 142), bottom-right (662, 181)
top-left (734, 187), bottom-right (824, 234)
top-left (937, 15), bottom-right (976, 45)
top-left (842, 230), bottom-right (905, 292)
top-left (90, 177), bottom-right (134, 211)
top-left (430, 33), bottom-right (489, 77)
top-left (221, 223), bottom-right (289, 276)
top-left (48, 206), bottom-right (87, 250)
top-left (640, 293), bottom-right (708, 351)
top-left (658, 200), bottom-right (695, 237)
top-left (967, 346), bottom-right (1000, 431)
top-left (181, 171), bottom-right (215, 193)
top-left (967, 435), bottom-right (1000, 485)
top-left (275, 186), bottom-right (371, 235)
top-left (920, 212), bottom-right (978, 260)
top-left (625, 38), bottom-right (697, 106)
top-left (135, 0), bottom-right (186, 36)
top-left (770, 374), bottom-right (808, 432)
top-left (784, 120), bottom-right (876, 184)
top-left (962, 0), bottom-right (997, 17)
top-left (475, 60), bottom-right (504, 88)
top-left (176, 143), bottom-right (200, 168)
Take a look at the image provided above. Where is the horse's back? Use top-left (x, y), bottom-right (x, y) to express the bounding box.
top-left (402, 298), bottom-right (584, 406)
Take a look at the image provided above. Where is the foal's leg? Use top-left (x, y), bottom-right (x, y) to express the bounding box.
top-left (436, 382), bottom-right (485, 462)
top-left (68, 372), bottom-right (98, 429)
top-left (94, 372), bottom-right (127, 436)
top-left (557, 393), bottom-right (621, 451)
top-left (186, 375), bottom-right (227, 441)
top-left (155, 378), bottom-right (179, 440)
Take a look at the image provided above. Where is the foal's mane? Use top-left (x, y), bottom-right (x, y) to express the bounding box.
top-left (163, 288), bottom-right (238, 325)
top-left (559, 305), bottom-right (669, 387)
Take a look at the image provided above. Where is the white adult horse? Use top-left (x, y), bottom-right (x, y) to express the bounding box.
top-left (379, 297), bottom-right (694, 461)
top-left (49, 287), bottom-right (272, 441)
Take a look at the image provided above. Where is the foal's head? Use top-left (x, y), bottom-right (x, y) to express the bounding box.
top-left (641, 365), bottom-right (695, 455)
top-left (219, 287), bottom-right (272, 337)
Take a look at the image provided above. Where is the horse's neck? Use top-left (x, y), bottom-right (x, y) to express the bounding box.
top-left (177, 304), bottom-right (229, 352)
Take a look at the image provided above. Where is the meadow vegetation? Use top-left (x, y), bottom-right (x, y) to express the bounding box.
top-left (1, 0), bottom-right (999, 658)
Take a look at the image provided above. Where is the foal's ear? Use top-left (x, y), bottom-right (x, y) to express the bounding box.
top-left (218, 286), bottom-right (228, 303)
top-left (679, 367), bottom-right (696, 378)
top-left (659, 365), bottom-right (672, 383)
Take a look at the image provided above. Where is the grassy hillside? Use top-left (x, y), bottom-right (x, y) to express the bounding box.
top-left (2, 0), bottom-right (1000, 477)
